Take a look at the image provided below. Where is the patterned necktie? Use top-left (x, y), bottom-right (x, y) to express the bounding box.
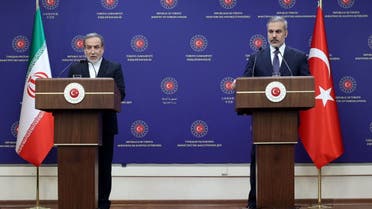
top-left (273, 49), bottom-right (280, 76)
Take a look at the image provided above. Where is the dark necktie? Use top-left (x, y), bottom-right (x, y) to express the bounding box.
top-left (273, 49), bottom-right (280, 76)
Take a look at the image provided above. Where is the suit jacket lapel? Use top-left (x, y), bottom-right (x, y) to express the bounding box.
top-left (280, 47), bottom-right (291, 74)
top-left (263, 48), bottom-right (273, 71)
top-left (96, 58), bottom-right (106, 78)
top-left (81, 62), bottom-right (90, 78)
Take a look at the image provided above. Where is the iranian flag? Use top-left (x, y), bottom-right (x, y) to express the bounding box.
top-left (299, 4), bottom-right (344, 169)
top-left (16, 5), bottom-right (54, 167)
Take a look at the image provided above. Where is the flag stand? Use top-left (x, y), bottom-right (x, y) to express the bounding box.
top-left (29, 167), bottom-right (49, 209)
top-left (308, 168), bottom-right (331, 209)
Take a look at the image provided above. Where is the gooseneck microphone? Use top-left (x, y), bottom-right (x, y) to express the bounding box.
top-left (251, 47), bottom-right (263, 77)
top-left (56, 61), bottom-right (75, 78)
top-left (80, 59), bottom-right (97, 77)
top-left (275, 47), bottom-right (293, 76)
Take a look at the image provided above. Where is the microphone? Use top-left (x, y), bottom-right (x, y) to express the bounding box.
top-left (251, 47), bottom-right (263, 77)
top-left (81, 59), bottom-right (98, 77)
top-left (56, 61), bottom-right (75, 78)
top-left (275, 47), bottom-right (293, 76)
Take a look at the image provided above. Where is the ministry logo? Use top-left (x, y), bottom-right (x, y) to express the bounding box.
top-left (250, 34), bottom-right (267, 51)
top-left (42, 0), bottom-right (59, 10)
top-left (11, 121), bottom-right (19, 138)
top-left (220, 0), bottom-right (237, 9)
top-left (161, 0), bottom-right (177, 9)
top-left (337, 0), bottom-right (355, 9)
top-left (191, 120), bottom-right (208, 138)
top-left (27, 72), bottom-right (49, 98)
top-left (71, 35), bottom-right (85, 53)
top-left (12, 35), bottom-right (29, 53)
top-left (279, 0), bottom-right (296, 9)
top-left (101, 0), bottom-right (119, 10)
top-left (161, 77), bottom-right (178, 95)
top-left (131, 35), bottom-right (149, 52)
top-left (131, 120), bottom-right (149, 138)
top-left (339, 76), bottom-right (357, 94)
top-left (220, 77), bottom-right (235, 95)
top-left (368, 35), bottom-right (372, 50)
top-left (190, 35), bottom-right (208, 52)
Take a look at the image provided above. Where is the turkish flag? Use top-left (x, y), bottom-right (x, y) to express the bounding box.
top-left (299, 6), bottom-right (344, 169)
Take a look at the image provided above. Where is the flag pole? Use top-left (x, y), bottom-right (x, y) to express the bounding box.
top-left (29, 2), bottom-right (51, 207)
top-left (308, 169), bottom-right (331, 209)
top-left (30, 0), bottom-right (49, 209)
top-left (29, 167), bottom-right (49, 209)
top-left (307, 1), bottom-right (334, 208)
top-left (17, 0), bottom-right (54, 207)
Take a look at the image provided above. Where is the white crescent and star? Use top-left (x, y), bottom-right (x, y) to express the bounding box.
top-left (308, 48), bottom-right (331, 78)
top-left (315, 86), bottom-right (334, 107)
top-left (308, 47), bottom-right (335, 107)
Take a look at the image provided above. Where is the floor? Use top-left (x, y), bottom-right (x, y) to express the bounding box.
top-left (1, 201), bottom-right (372, 209)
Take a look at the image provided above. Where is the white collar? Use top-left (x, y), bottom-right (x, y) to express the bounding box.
top-left (270, 43), bottom-right (286, 55)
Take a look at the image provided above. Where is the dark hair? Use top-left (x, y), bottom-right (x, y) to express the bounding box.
top-left (84, 32), bottom-right (105, 47)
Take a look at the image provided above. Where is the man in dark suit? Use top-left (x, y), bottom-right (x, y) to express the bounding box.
top-left (68, 32), bottom-right (125, 209)
top-left (242, 16), bottom-right (310, 209)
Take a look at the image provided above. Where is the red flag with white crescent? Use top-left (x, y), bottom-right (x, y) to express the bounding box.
top-left (299, 5), bottom-right (344, 169)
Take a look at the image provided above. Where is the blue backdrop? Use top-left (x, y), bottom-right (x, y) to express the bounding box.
top-left (1, 0), bottom-right (371, 164)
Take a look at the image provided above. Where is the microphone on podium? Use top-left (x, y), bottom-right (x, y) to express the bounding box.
top-left (275, 47), bottom-right (293, 76)
top-left (56, 61), bottom-right (75, 78)
top-left (251, 47), bottom-right (263, 77)
top-left (80, 59), bottom-right (97, 77)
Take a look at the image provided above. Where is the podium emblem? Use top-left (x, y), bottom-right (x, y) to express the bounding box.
top-left (265, 81), bottom-right (286, 103)
top-left (64, 82), bottom-right (85, 104)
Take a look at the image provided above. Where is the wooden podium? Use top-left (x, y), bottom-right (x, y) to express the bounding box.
top-left (235, 76), bottom-right (314, 209)
top-left (35, 78), bottom-right (121, 209)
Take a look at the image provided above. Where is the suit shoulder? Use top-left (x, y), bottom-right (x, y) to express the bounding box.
top-left (286, 46), bottom-right (306, 56)
top-left (103, 58), bottom-right (121, 68)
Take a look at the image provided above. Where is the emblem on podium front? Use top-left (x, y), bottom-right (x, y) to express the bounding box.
top-left (265, 81), bottom-right (286, 102)
top-left (64, 82), bottom-right (85, 104)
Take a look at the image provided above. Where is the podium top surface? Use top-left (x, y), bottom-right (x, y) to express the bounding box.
top-left (235, 76), bottom-right (315, 112)
top-left (35, 78), bottom-right (121, 111)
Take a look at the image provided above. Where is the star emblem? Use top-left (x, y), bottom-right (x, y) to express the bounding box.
top-left (315, 86), bottom-right (334, 107)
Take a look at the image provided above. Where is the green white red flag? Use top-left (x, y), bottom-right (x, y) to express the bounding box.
top-left (299, 4), bottom-right (344, 169)
top-left (16, 5), bottom-right (54, 167)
